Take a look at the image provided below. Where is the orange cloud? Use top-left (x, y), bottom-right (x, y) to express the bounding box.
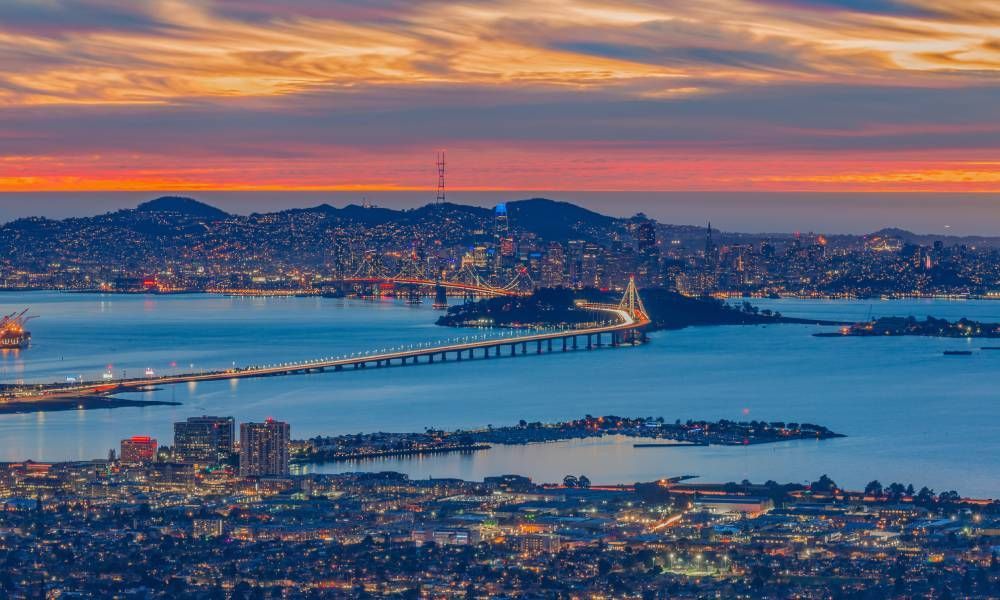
top-left (0, 0), bottom-right (997, 107)
top-left (0, 0), bottom-right (995, 194)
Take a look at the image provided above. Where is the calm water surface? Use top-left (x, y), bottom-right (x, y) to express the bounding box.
top-left (1, 292), bottom-right (997, 497)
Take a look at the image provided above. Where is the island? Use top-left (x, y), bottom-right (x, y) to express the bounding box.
top-left (436, 287), bottom-right (847, 331)
top-left (815, 315), bottom-right (1000, 338)
top-left (291, 415), bottom-right (844, 465)
top-left (0, 395), bottom-right (181, 415)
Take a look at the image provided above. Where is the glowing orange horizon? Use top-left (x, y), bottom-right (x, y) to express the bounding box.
top-left (2, 150), bottom-right (996, 194)
top-left (0, 0), bottom-right (996, 196)
top-left (3, 181), bottom-right (999, 194)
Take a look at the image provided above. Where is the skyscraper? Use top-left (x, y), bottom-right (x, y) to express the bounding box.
top-left (120, 436), bottom-right (157, 464)
top-left (494, 203), bottom-right (509, 237)
top-left (174, 416), bottom-right (235, 465)
top-left (636, 221), bottom-right (656, 254)
top-left (239, 419), bottom-right (290, 478)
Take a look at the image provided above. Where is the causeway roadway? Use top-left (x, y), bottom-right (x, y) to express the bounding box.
top-left (2, 302), bottom-right (650, 403)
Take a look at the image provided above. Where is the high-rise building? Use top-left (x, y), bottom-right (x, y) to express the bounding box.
top-left (120, 436), bottom-right (157, 464)
top-left (192, 518), bottom-right (225, 539)
top-left (174, 416), bottom-right (235, 465)
top-left (494, 203), bottom-right (509, 238)
top-left (239, 419), bottom-right (290, 478)
top-left (541, 242), bottom-right (565, 287)
top-left (636, 221), bottom-right (656, 254)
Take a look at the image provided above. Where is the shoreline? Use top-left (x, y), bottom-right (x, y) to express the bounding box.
top-left (4, 287), bottom-right (1000, 301)
top-left (291, 443), bottom-right (491, 465)
top-left (0, 395), bottom-right (181, 415)
top-left (291, 416), bottom-right (845, 467)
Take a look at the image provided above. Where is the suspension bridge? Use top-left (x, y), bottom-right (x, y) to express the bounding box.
top-left (329, 257), bottom-right (534, 299)
top-left (2, 278), bottom-right (650, 403)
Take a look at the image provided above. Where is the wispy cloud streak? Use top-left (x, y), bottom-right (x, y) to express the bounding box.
top-left (0, 0), bottom-right (995, 191)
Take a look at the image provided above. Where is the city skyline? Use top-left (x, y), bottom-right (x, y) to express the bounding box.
top-left (2, 191), bottom-right (1000, 236)
top-left (0, 0), bottom-right (997, 204)
top-left (2, 3), bottom-right (999, 598)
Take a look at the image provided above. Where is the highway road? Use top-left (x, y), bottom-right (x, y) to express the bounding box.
top-left (3, 302), bottom-right (649, 403)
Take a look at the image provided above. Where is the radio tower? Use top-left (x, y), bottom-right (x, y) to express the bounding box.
top-left (436, 151), bottom-right (446, 204)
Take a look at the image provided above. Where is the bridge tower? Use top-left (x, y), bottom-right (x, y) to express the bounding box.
top-left (618, 275), bottom-right (648, 344)
top-left (433, 281), bottom-right (448, 309)
top-left (404, 284), bottom-right (422, 305)
top-left (619, 275), bottom-right (647, 320)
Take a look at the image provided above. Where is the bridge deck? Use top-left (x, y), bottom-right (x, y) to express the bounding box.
top-left (4, 303), bottom-right (649, 402)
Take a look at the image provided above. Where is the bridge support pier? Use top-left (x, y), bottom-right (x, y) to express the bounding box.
top-left (587, 335), bottom-right (593, 350)
top-left (334, 365), bottom-right (343, 371)
top-left (547, 339), bottom-right (552, 352)
top-left (536, 340), bottom-right (542, 354)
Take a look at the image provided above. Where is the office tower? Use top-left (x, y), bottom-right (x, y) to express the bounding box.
top-left (174, 416), bottom-right (235, 464)
top-left (239, 419), bottom-right (290, 477)
top-left (120, 436), bottom-right (157, 464)
top-left (636, 221), bottom-right (656, 254)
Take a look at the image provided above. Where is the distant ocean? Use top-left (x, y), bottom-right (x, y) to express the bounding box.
top-left (1, 191), bottom-right (997, 236)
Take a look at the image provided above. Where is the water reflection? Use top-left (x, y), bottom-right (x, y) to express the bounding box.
top-left (0, 292), bottom-right (998, 497)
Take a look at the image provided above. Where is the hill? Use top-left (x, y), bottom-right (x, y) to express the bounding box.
top-left (505, 198), bottom-right (617, 242)
top-left (135, 196), bottom-right (230, 220)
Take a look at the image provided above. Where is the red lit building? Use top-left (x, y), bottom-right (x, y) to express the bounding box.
top-left (120, 436), bottom-right (158, 464)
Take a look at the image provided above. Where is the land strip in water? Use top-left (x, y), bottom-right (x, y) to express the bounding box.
top-left (291, 415), bottom-right (844, 464)
top-left (438, 287), bottom-right (848, 331)
top-left (816, 315), bottom-right (1000, 338)
top-left (0, 395), bottom-right (180, 415)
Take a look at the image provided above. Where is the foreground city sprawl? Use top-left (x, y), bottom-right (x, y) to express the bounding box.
top-left (1, 415), bottom-right (998, 599)
top-left (3, 196), bottom-right (999, 298)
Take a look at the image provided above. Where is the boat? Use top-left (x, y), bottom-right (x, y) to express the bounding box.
top-left (943, 350), bottom-right (972, 356)
top-left (0, 309), bottom-right (34, 349)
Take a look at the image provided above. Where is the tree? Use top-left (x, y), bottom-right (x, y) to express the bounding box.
top-left (938, 490), bottom-right (960, 503)
top-left (577, 475), bottom-right (591, 489)
top-left (916, 487), bottom-right (935, 504)
top-left (887, 483), bottom-right (906, 499)
top-left (563, 475), bottom-right (578, 488)
top-left (864, 480), bottom-right (883, 497)
top-left (810, 474), bottom-right (838, 493)
top-left (597, 558), bottom-right (612, 577)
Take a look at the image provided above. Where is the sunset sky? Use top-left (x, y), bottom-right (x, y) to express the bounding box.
top-left (0, 0), bottom-right (997, 194)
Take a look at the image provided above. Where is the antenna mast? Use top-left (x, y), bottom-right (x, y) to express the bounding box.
top-left (436, 151), bottom-right (446, 204)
